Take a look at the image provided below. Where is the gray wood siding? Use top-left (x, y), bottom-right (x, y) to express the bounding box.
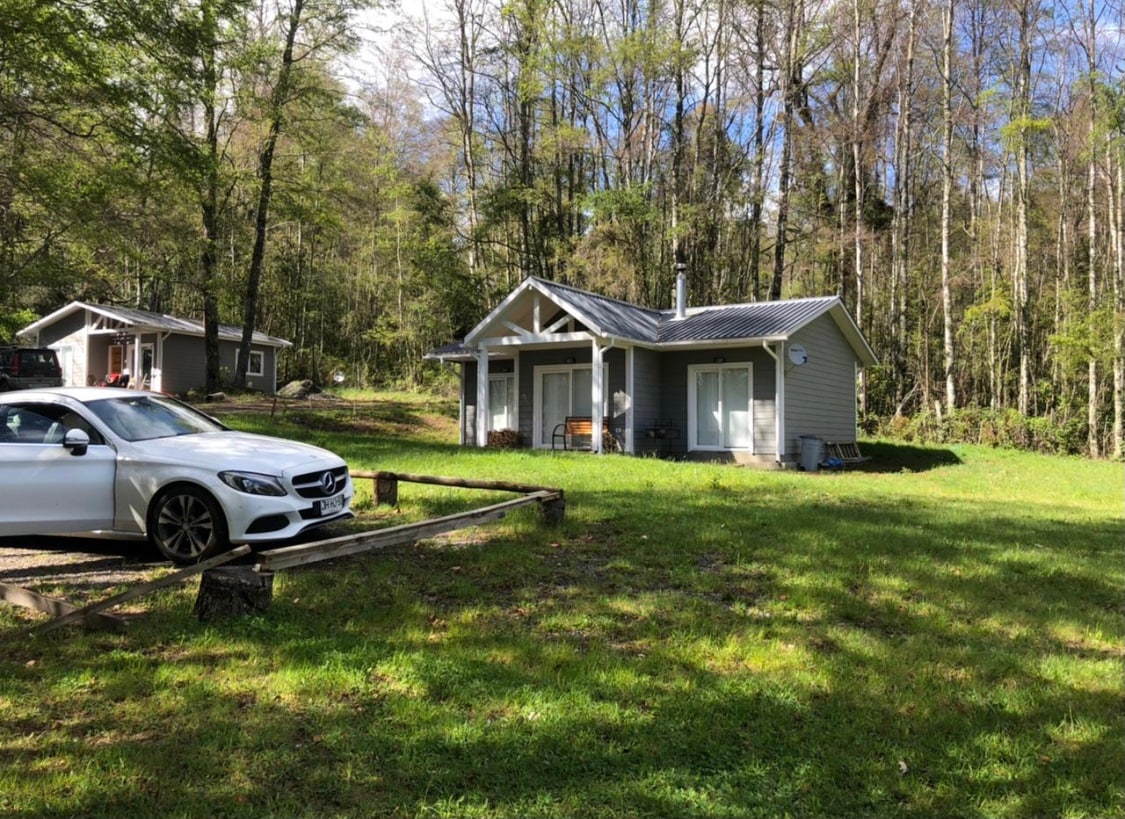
top-left (36, 311), bottom-right (85, 347)
top-left (605, 347), bottom-right (626, 434)
top-left (462, 360), bottom-right (479, 446)
top-left (783, 316), bottom-right (860, 453)
top-left (656, 347), bottom-right (775, 455)
top-left (38, 312), bottom-right (89, 385)
top-left (752, 355), bottom-right (777, 454)
top-left (631, 347), bottom-right (663, 455)
top-left (162, 335), bottom-right (206, 395)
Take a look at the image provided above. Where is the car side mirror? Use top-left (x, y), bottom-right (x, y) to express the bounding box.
top-left (63, 428), bottom-right (90, 456)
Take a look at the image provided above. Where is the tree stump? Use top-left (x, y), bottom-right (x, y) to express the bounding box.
top-left (540, 493), bottom-right (566, 526)
top-left (193, 566), bottom-right (274, 621)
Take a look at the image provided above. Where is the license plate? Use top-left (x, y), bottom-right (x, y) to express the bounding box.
top-left (317, 494), bottom-right (344, 516)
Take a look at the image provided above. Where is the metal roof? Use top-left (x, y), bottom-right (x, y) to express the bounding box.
top-left (434, 277), bottom-right (878, 366)
top-left (526, 280), bottom-right (852, 347)
top-left (529, 278), bottom-right (662, 342)
top-left (656, 297), bottom-right (839, 343)
top-left (21, 302), bottom-right (292, 348)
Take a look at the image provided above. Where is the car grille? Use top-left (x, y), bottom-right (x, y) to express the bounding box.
top-left (246, 514), bottom-right (290, 534)
top-left (292, 466), bottom-right (349, 499)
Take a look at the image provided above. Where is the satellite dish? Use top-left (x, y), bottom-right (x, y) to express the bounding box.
top-left (788, 344), bottom-right (809, 366)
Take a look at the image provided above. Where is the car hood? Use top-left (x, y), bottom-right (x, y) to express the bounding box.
top-left (127, 431), bottom-right (345, 476)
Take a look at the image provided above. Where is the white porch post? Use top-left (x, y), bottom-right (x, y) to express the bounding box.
top-left (624, 346), bottom-right (634, 454)
top-left (151, 333), bottom-right (167, 393)
top-left (457, 363), bottom-right (467, 446)
top-left (475, 346), bottom-right (489, 448)
top-left (131, 335), bottom-right (140, 387)
top-left (591, 340), bottom-right (604, 454)
top-left (775, 342), bottom-right (786, 464)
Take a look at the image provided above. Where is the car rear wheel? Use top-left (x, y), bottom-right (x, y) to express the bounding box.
top-left (149, 485), bottom-right (230, 564)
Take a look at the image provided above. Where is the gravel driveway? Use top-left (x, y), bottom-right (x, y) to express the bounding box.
top-left (0, 536), bottom-right (166, 598)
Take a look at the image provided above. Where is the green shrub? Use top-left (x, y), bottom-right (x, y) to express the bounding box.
top-left (869, 407), bottom-right (1090, 456)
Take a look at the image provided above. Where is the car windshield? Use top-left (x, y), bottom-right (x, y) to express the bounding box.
top-left (85, 394), bottom-right (225, 441)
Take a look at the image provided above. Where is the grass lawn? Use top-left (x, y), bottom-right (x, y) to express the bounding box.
top-left (1, 394), bottom-right (1122, 818)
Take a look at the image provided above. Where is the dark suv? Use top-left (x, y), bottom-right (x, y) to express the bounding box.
top-left (0, 346), bottom-right (63, 391)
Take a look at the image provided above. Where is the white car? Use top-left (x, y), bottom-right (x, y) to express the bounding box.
top-left (0, 388), bottom-right (353, 564)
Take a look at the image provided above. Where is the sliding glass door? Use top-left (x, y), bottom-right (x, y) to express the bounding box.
top-left (535, 365), bottom-right (598, 447)
top-left (689, 364), bottom-right (752, 451)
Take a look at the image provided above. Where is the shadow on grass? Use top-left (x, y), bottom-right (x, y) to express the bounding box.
top-left (4, 429), bottom-right (1121, 818)
top-left (840, 440), bottom-right (962, 473)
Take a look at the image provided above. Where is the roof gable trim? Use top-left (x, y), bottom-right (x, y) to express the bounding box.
top-left (456, 280), bottom-right (876, 366)
top-left (19, 301), bottom-right (291, 348)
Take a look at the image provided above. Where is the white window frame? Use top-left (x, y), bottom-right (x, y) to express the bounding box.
top-left (237, 349), bottom-right (265, 378)
top-left (488, 372), bottom-right (516, 431)
top-left (687, 362), bottom-right (754, 452)
top-left (532, 363), bottom-right (608, 449)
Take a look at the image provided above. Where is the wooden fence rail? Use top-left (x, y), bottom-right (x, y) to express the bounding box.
top-left (256, 489), bottom-right (562, 572)
top-left (28, 545), bottom-right (252, 636)
top-left (9, 473), bottom-right (565, 633)
top-left (257, 472), bottom-right (565, 571)
top-left (349, 469), bottom-right (564, 508)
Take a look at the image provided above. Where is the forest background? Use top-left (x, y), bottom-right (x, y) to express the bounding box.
top-left (1, 0), bottom-right (1123, 458)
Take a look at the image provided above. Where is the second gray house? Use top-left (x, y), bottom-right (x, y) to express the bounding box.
top-left (18, 302), bottom-right (291, 395)
top-left (428, 275), bottom-right (878, 466)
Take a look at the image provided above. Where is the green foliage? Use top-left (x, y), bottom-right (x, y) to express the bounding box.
top-left (2, 0), bottom-right (1123, 445)
top-left (0, 308), bottom-right (36, 342)
top-left (870, 406), bottom-right (1091, 456)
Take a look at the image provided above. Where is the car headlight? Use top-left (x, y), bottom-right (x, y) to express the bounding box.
top-left (219, 471), bottom-right (287, 496)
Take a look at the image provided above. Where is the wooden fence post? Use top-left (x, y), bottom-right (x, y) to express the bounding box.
top-left (375, 473), bottom-right (398, 506)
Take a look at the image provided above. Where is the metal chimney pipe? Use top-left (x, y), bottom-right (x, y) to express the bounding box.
top-left (675, 263), bottom-right (687, 320)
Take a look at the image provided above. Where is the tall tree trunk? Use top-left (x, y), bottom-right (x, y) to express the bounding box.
top-left (516, 1), bottom-right (539, 279)
top-left (202, 195), bottom-right (222, 394)
top-left (771, 0), bottom-right (802, 300)
top-left (891, 0), bottom-right (918, 414)
top-left (940, 0), bottom-right (956, 411)
top-left (237, 0), bottom-right (304, 389)
top-left (671, 0), bottom-right (687, 281)
top-left (1113, 153), bottom-right (1125, 458)
top-left (1084, 0), bottom-right (1100, 456)
top-left (456, 0), bottom-right (482, 286)
top-left (851, 0), bottom-right (863, 316)
top-left (748, 0), bottom-right (767, 301)
top-left (1013, 0), bottom-right (1035, 416)
top-left (201, 0), bottom-right (223, 394)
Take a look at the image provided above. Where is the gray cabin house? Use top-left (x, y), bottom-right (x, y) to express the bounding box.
top-left (428, 275), bottom-right (878, 466)
top-left (18, 302), bottom-right (291, 395)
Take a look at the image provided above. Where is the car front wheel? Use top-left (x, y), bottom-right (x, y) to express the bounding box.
top-left (148, 485), bottom-right (230, 564)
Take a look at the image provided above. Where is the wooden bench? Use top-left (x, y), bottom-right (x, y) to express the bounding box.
top-left (552, 416), bottom-right (613, 451)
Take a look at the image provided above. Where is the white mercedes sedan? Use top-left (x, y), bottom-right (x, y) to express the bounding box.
top-left (0, 388), bottom-right (353, 564)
